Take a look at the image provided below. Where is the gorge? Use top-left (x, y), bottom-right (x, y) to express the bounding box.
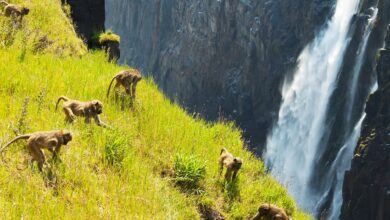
top-left (63, 0), bottom-right (390, 218)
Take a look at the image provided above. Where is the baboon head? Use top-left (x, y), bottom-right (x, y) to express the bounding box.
top-left (62, 131), bottom-right (73, 145)
top-left (233, 157), bottom-right (243, 170)
top-left (252, 204), bottom-right (270, 220)
top-left (135, 75), bottom-right (142, 83)
top-left (92, 100), bottom-right (103, 114)
top-left (258, 204), bottom-right (270, 215)
top-left (21, 7), bottom-right (29, 15)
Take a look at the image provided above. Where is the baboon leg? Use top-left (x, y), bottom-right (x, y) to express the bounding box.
top-left (93, 115), bottom-right (108, 128)
top-left (224, 169), bottom-right (232, 181)
top-left (232, 170), bottom-right (238, 180)
top-left (63, 107), bottom-right (75, 123)
top-left (85, 116), bottom-right (92, 124)
top-left (131, 83), bottom-right (137, 99)
top-left (27, 143), bottom-right (46, 171)
top-left (114, 82), bottom-right (121, 101)
top-left (47, 139), bottom-right (60, 158)
top-left (219, 161), bottom-right (224, 176)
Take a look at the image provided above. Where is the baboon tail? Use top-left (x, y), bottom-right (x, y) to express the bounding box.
top-left (0, 1), bottom-right (8, 6)
top-left (221, 147), bottom-right (227, 155)
top-left (55, 96), bottom-right (69, 111)
top-left (0, 134), bottom-right (30, 153)
top-left (107, 74), bottom-right (118, 98)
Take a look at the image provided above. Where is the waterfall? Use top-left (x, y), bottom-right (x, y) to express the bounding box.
top-left (264, 0), bottom-right (361, 214)
top-left (327, 8), bottom-right (378, 219)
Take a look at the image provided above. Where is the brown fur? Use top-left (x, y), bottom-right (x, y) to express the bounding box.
top-left (219, 147), bottom-right (243, 181)
top-left (107, 69), bottom-right (142, 99)
top-left (252, 204), bottom-right (289, 220)
top-left (0, 130), bottom-right (72, 171)
top-left (56, 96), bottom-right (109, 128)
top-left (1, 1), bottom-right (29, 20)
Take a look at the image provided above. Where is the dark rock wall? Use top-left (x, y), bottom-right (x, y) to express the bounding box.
top-left (341, 22), bottom-right (390, 220)
top-left (105, 0), bottom-right (335, 148)
top-left (62, 0), bottom-right (105, 46)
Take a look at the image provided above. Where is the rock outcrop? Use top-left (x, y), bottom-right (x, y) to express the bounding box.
top-left (105, 0), bottom-right (335, 148)
top-left (341, 25), bottom-right (390, 220)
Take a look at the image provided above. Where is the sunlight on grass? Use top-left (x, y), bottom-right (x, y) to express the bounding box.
top-left (0, 0), bottom-right (311, 219)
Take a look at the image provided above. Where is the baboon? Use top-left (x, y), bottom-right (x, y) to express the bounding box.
top-left (219, 147), bottom-right (243, 181)
top-left (56, 96), bottom-right (109, 128)
top-left (107, 69), bottom-right (142, 99)
top-left (0, 1), bottom-right (29, 20)
top-left (252, 204), bottom-right (289, 220)
top-left (0, 130), bottom-right (72, 171)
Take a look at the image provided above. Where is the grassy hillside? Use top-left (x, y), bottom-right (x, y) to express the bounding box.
top-left (0, 0), bottom-right (310, 219)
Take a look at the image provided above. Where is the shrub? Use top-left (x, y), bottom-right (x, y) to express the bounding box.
top-left (97, 30), bottom-right (120, 44)
top-left (104, 130), bottom-right (129, 168)
top-left (173, 153), bottom-right (206, 190)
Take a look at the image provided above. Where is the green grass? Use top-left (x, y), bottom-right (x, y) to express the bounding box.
top-left (0, 0), bottom-right (311, 219)
top-left (97, 30), bottom-right (120, 44)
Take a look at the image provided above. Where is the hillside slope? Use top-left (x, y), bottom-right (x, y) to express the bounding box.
top-left (0, 0), bottom-right (309, 219)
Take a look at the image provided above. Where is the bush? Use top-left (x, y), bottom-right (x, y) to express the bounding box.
top-left (173, 153), bottom-right (206, 190)
top-left (104, 131), bottom-right (129, 168)
top-left (97, 30), bottom-right (120, 44)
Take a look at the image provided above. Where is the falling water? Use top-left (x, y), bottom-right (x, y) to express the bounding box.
top-left (264, 0), bottom-right (361, 213)
top-left (326, 8), bottom-right (378, 219)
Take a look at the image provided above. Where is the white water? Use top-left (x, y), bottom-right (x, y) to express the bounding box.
top-left (326, 8), bottom-right (378, 219)
top-left (264, 0), bottom-right (361, 213)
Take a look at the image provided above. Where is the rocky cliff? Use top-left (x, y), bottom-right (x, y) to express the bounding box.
top-left (62, 0), bottom-right (105, 47)
top-left (341, 24), bottom-right (390, 220)
top-left (105, 0), bottom-right (335, 148)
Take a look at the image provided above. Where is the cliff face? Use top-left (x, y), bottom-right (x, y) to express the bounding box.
top-left (62, 0), bottom-right (105, 46)
top-left (341, 25), bottom-right (390, 220)
top-left (105, 0), bottom-right (335, 148)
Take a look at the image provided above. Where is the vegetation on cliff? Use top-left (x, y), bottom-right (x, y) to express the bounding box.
top-left (0, 0), bottom-right (310, 219)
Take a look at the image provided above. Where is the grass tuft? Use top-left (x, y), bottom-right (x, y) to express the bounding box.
top-left (173, 153), bottom-right (206, 192)
top-left (97, 29), bottom-right (120, 44)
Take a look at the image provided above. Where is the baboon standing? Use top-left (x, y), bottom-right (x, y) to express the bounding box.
top-left (55, 96), bottom-right (109, 128)
top-left (107, 69), bottom-right (142, 99)
top-left (0, 130), bottom-right (72, 171)
top-left (219, 147), bottom-right (243, 181)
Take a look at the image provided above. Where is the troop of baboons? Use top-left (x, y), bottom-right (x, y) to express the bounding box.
top-left (0, 69), bottom-right (140, 170)
top-left (0, 2), bottom-right (289, 218)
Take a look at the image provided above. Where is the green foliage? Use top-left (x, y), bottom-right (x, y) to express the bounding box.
top-left (97, 30), bottom-right (120, 44)
top-left (173, 153), bottom-right (206, 190)
top-left (103, 130), bottom-right (129, 167)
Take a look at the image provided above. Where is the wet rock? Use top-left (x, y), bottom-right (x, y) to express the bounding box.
top-left (341, 22), bottom-right (390, 220)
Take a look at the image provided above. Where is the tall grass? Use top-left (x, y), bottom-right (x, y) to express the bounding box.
top-left (0, 0), bottom-right (311, 219)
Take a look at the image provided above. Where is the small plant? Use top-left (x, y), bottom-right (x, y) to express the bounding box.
top-left (104, 130), bottom-right (129, 168)
top-left (15, 96), bottom-right (30, 135)
top-left (173, 153), bottom-right (206, 191)
top-left (35, 87), bottom-right (47, 113)
top-left (97, 30), bottom-right (120, 44)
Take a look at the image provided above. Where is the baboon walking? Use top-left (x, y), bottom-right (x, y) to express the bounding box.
top-left (0, 130), bottom-right (72, 171)
top-left (219, 148), bottom-right (243, 181)
top-left (107, 69), bottom-right (142, 100)
top-left (56, 96), bottom-right (109, 128)
top-left (0, 1), bottom-right (29, 21)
